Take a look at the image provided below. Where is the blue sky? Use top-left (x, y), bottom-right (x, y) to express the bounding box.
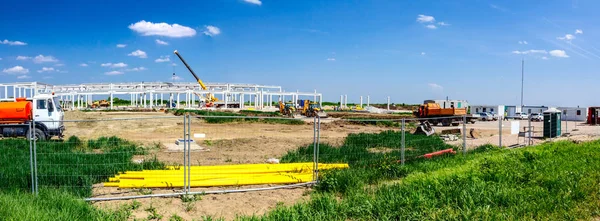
top-left (0, 0), bottom-right (598, 106)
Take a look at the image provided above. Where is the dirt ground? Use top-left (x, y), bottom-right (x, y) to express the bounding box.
top-left (65, 111), bottom-right (600, 220)
top-left (65, 111), bottom-right (388, 220)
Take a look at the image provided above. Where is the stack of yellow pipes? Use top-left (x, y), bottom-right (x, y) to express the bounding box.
top-left (104, 163), bottom-right (348, 188)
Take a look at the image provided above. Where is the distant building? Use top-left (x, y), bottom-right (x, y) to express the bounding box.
top-left (424, 99), bottom-right (469, 109)
top-left (556, 107), bottom-right (587, 121)
top-left (470, 105), bottom-right (505, 115)
top-left (522, 106), bottom-right (549, 115)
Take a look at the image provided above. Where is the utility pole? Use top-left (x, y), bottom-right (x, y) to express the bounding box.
top-left (521, 59), bottom-right (524, 109)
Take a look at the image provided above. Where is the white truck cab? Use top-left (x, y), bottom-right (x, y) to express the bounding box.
top-left (29, 94), bottom-right (65, 139)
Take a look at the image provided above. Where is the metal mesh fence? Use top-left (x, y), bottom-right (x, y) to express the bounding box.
top-left (8, 111), bottom-right (594, 201)
top-left (34, 116), bottom-right (186, 198)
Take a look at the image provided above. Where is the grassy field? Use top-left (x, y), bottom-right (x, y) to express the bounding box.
top-left (0, 136), bottom-right (164, 197)
top-left (1, 132), bottom-right (600, 220)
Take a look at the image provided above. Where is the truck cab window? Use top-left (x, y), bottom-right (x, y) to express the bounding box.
top-left (37, 100), bottom-right (47, 109)
top-left (48, 99), bottom-right (54, 112)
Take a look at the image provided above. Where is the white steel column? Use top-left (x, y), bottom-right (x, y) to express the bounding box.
top-left (110, 92), bottom-right (114, 110)
top-left (344, 95), bottom-right (348, 108)
top-left (387, 96), bottom-right (390, 110)
top-left (360, 96), bottom-right (363, 108)
top-left (177, 93), bottom-right (180, 108)
top-left (224, 92), bottom-right (228, 108)
top-left (367, 95), bottom-right (370, 107)
top-left (150, 92), bottom-right (154, 109)
top-left (160, 93), bottom-right (163, 107)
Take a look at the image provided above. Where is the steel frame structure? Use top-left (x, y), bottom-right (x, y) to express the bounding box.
top-left (0, 82), bottom-right (323, 110)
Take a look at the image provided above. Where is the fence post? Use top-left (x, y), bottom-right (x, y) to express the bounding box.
top-left (316, 116), bottom-right (321, 182)
top-left (29, 122), bottom-right (35, 194)
top-left (187, 113), bottom-right (191, 192)
top-left (183, 114), bottom-right (187, 193)
top-left (33, 119), bottom-right (38, 195)
top-left (525, 118), bottom-right (532, 146)
top-left (462, 115), bottom-right (467, 155)
top-left (401, 119), bottom-right (405, 166)
top-left (312, 116), bottom-right (318, 182)
top-left (498, 116), bottom-right (502, 147)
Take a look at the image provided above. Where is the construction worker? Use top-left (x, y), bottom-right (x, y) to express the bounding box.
top-left (504, 111), bottom-right (508, 121)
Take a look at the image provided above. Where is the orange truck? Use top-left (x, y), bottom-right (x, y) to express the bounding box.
top-left (414, 102), bottom-right (478, 126)
top-left (0, 94), bottom-right (65, 140)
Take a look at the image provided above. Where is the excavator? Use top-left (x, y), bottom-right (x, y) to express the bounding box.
top-left (278, 101), bottom-right (296, 117)
top-left (90, 100), bottom-right (109, 108)
top-left (173, 50), bottom-right (218, 107)
top-left (300, 100), bottom-right (327, 118)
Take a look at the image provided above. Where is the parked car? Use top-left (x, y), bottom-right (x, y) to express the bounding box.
top-left (478, 112), bottom-right (493, 121)
top-left (513, 112), bottom-right (528, 120)
top-left (529, 113), bottom-right (543, 122)
top-left (487, 112), bottom-right (499, 121)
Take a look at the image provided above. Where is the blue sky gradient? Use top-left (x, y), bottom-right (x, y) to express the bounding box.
top-left (0, 0), bottom-right (598, 106)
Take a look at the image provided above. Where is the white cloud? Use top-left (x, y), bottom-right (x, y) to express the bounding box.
top-left (511, 50), bottom-right (547, 55)
top-left (0, 58), bottom-right (2, 60)
top-left (557, 34), bottom-right (575, 41)
top-left (417, 15), bottom-right (435, 23)
top-left (116, 44), bottom-right (127, 48)
top-left (518, 41), bottom-right (528, 45)
top-left (437, 22), bottom-right (450, 26)
top-left (1, 39), bottom-right (27, 46)
top-left (125, 67), bottom-right (147, 72)
top-left (100, 62), bottom-right (128, 68)
top-left (549, 50), bottom-right (569, 58)
top-left (326, 58), bottom-right (336, 61)
top-left (541, 56), bottom-right (548, 60)
top-left (80, 63), bottom-right (89, 67)
top-left (425, 24), bottom-right (437, 29)
top-left (128, 20), bottom-right (196, 38)
top-left (171, 75), bottom-right (182, 81)
top-left (489, 4), bottom-right (508, 12)
top-left (155, 55), bottom-right (171, 63)
top-left (171, 63), bottom-right (177, 66)
top-left (575, 29), bottom-right (583, 34)
top-left (243, 0), bottom-right (262, 5)
top-left (105, 71), bottom-right (124, 75)
top-left (421, 52), bottom-right (426, 55)
top-left (33, 55), bottom-right (58, 63)
top-left (128, 50), bottom-right (147, 58)
top-left (54, 63), bottom-right (64, 67)
top-left (155, 39), bottom-right (169, 45)
top-left (203, 25), bottom-right (221, 37)
top-left (17, 75), bottom-right (31, 79)
top-left (3, 66), bottom-right (29, 74)
top-left (16, 56), bottom-right (31, 60)
top-left (37, 67), bottom-right (56, 73)
top-left (428, 83), bottom-right (443, 90)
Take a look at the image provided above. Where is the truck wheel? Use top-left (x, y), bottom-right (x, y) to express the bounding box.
top-left (441, 119), bottom-right (450, 126)
top-left (26, 128), bottom-right (46, 141)
top-left (451, 122), bottom-right (460, 126)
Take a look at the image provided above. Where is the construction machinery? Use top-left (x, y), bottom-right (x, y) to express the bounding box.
top-left (90, 100), bottom-right (109, 108)
top-left (0, 94), bottom-right (65, 140)
top-left (299, 100), bottom-right (327, 118)
top-left (414, 101), bottom-right (477, 127)
top-left (173, 50), bottom-right (219, 107)
top-left (279, 101), bottom-right (296, 117)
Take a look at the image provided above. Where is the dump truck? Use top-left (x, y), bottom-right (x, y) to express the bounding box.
top-left (414, 102), bottom-right (477, 126)
top-left (0, 94), bottom-right (65, 140)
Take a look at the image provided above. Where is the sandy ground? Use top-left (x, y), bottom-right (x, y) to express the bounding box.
top-left (65, 111), bottom-right (388, 220)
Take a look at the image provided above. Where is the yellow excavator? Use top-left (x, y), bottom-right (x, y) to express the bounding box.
top-left (300, 100), bottom-right (327, 118)
top-left (173, 50), bottom-right (219, 107)
top-left (279, 101), bottom-right (296, 117)
top-left (90, 100), bottom-right (109, 108)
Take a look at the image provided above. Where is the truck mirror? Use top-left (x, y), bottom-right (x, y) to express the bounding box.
top-left (48, 99), bottom-right (54, 112)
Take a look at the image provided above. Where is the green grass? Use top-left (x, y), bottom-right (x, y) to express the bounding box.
top-left (0, 136), bottom-right (164, 197)
top-left (241, 140), bottom-right (600, 220)
top-left (170, 109), bottom-right (305, 125)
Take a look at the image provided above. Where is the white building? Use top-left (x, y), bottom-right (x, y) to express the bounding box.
top-left (522, 106), bottom-right (549, 115)
top-left (470, 105), bottom-right (505, 115)
top-left (424, 99), bottom-right (469, 109)
top-left (557, 107), bottom-right (587, 121)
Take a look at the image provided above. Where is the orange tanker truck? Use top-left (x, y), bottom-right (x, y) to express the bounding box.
top-left (0, 94), bottom-right (64, 140)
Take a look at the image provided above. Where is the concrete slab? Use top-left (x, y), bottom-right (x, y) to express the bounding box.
top-left (165, 142), bottom-right (208, 152)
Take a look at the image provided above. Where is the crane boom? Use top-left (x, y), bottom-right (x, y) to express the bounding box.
top-left (173, 50), bottom-right (207, 90)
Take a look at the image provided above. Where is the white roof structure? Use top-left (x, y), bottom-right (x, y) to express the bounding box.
top-left (0, 81), bottom-right (323, 110)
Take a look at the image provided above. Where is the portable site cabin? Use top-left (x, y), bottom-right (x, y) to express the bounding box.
top-left (556, 107), bottom-right (587, 121)
top-left (543, 108), bottom-right (561, 138)
top-left (424, 99), bottom-right (469, 109)
top-left (470, 105), bottom-right (505, 115)
top-left (522, 106), bottom-right (549, 115)
top-left (587, 107), bottom-right (600, 125)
